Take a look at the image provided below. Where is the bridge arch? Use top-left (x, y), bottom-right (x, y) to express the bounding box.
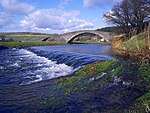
top-left (66, 31), bottom-right (106, 43)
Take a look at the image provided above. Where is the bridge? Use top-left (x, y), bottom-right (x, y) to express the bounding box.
top-left (60, 30), bottom-right (112, 43)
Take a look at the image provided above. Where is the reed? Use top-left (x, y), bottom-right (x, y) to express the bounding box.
top-left (121, 26), bottom-right (150, 52)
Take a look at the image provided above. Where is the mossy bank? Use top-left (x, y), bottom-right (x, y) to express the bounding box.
top-left (40, 59), bottom-right (150, 112)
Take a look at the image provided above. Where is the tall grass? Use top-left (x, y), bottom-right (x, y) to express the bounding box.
top-left (121, 24), bottom-right (150, 52)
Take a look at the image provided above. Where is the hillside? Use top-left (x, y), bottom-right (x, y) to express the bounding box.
top-left (0, 32), bottom-right (63, 42)
top-left (96, 26), bottom-right (122, 34)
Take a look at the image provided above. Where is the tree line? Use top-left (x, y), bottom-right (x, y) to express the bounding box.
top-left (104, 0), bottom-right (150, 35)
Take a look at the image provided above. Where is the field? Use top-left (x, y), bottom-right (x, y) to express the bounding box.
top-left (0, 42), bottom-right (65, 48)
top-left (0, 32), bottom-right (63, 42)
top-left (0, 32), bottom-right (67, 48)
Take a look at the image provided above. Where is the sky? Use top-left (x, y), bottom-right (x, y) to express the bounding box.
top-left (0, 0), bottom-right (122, 34)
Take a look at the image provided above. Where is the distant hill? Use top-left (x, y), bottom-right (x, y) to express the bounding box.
top-left (0, 32), bottom-right (53, 35)
top-left (0, 32), bottom-right (63, 42)
top-left (96, 26), bottom-right (123, 34)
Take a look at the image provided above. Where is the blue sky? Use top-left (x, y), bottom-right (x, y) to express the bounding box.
top-left (0, 0), bottom-right (121, 34)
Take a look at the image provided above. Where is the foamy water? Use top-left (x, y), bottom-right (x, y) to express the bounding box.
top-left (18, 49), bottom-right (74, 85)
top-left (0, 45), bottom-right (113, 86)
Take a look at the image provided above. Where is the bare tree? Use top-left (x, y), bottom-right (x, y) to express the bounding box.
top-left (104, 0), bottom-right (150, 34)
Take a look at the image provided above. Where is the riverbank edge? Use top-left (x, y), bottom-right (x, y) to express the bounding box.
top-left (0, 41), bottom-right (110, 48)
top-left (0, 42), bottom-right (66, 48)
top-left (76, 59), bottom-right (150, 112)
top-left (111, 31), bottom-right (150, 62)
top-left (112, 47), bottom-right (150, 62)
top-left (43, 59), bottom-right (150, 112)
top-left (110, 32), bottom-right (150, 111)
top-left (0, 46), bottom-right (9, 50)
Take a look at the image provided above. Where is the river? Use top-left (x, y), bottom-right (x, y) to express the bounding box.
top-left (0, 44), bottom-right (143, 112)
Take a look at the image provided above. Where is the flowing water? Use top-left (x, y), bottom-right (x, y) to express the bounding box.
top-left (0, 44), bottom-right (140, 112)
top-left (0, 44), bottom-right (115, 112)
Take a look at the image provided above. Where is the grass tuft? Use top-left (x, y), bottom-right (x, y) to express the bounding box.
top-left (76, 59), bottom-right (119, 76)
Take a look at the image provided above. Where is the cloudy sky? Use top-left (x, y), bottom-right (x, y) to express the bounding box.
top-left (0, 0), bottom-right (121, 34)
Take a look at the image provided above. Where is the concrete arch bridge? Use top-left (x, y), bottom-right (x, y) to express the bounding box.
top-left (60, 30), bottom-right (112, 43)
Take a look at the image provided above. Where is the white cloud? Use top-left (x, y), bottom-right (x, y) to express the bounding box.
top-left (20, 9), bottom-right (94, 33)
top-left (0, 0), bottom-right (36, 28)
top-left (83, 0), bottom-right (122, 8)
top-left (0, 0), bottom-right (35, 15)
top-left (0, 12), bottom-right (12, 28)
top-left (0, 0), bottom-right (94, 33)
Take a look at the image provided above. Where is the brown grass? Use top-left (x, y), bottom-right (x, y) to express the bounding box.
top-left (112, 25), bottom-right (150, 62)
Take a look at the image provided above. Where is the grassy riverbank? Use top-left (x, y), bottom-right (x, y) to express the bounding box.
top-left (110, 28), bottom-right (150, 112)
top-left (0, 42), bottom-right (65, 48)
top-left (41, 59), bottom-right (150, 112)
top-left (112, 30), bottom-right (150, 62)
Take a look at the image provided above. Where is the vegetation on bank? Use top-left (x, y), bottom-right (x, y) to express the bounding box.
top-left (41, 59), bottom-right (150, 112)
top-left (102, 0), bottom-right (150, 61)
top-left (112, 28), bottom-right (150, 61)
top-left (43, 60), bottom-right (122, 109)
top-left (125, 63), bottom-right (150, 112)
top-left (0, 42), bottom-right (65, 48)
top-left (121, 31), bottom-right (150, 52)
top-left (76, 60), bottom-right (119, 76)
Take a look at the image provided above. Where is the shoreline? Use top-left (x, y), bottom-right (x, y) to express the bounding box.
top-left (0, 41), bottom-right (110, 48)
top-left (111, 31), bottom-right (150, 63)
top-left (0, 46), bottom-right (9, 50)
top-left (112, 47), bottom-right (150, 63)
top-left (0, 42), bottom-right (65, 48)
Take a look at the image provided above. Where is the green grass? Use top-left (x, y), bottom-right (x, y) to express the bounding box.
top-left (0, 32), bottom-right (62, 42)
top-left (139, 92), bottom-right (150, 106)
top-left (0, 42), bottom-right (65, 48)
top-left (124, 91), bottom-right (150, 113)
top-left (76, 60), bottom-right (119, 76)
top-left (42, 59), bottom-right (150, 111)
top-left (138, 63), bottom-right (150, 88)
top-left (121, 31), bottom-right (149, 52)
top-left (124, 62), bottom-right (150, 113)
top-left (111, 65), bottom-right (124, 78)
top-left (53, 76), bottom-right (87, 96)
top-left (54, 76), bottom-right (83, 91)
top-left (6, 35), bottom-right (49, 41)
top-left (53, 60), bottom-right (119, 96)
top-left (50, 60), bottom-right (120, 102)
